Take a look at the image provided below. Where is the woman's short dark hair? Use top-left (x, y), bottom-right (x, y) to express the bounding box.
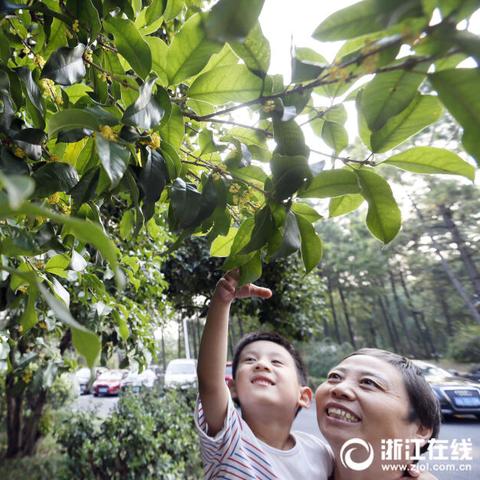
top-left (344, 348), bottom-right (441, 455)
top-left (232, 331), bottom-right (308, 386)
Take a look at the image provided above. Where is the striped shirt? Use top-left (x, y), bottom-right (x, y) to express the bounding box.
top-left (195, 396), bottom-right (333, 480)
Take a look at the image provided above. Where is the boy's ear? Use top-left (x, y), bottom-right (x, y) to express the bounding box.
top-left (228, 379), bottom-right (237, 399)
top-left (298, 386), bottom-right (313, 408)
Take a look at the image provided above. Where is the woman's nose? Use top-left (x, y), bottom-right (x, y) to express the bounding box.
top-left (331, 381), bottom-right (356, 400)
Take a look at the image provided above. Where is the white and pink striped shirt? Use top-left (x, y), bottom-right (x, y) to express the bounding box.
top-left (195, 396), bottom-right (334, 480)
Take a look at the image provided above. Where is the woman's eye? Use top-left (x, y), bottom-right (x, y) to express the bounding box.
top-left (361, 378), bottom-right (379, 388)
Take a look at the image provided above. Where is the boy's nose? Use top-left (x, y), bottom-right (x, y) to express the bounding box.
top-left (254, 359), bottom-right (271, 371)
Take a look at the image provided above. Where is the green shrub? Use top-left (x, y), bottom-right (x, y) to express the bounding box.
top-left (0, 453), bottom-right (68, 480)
top-left (448, 325), bottom-right (480, 363)
top-left (57, 387), bottom-right (202, 480)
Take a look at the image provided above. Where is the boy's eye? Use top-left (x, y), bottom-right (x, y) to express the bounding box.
top-left (244, 356), bottom-right (256, 363)
top-left (271, 359), bottom-right (283, 366)
top-left (327, 372), bottom-right (341, 381)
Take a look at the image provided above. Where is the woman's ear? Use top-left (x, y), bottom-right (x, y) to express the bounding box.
top-left (298, 386), bottom-right (313, 408)
top-left (415, 424), bottom-right (433, 447)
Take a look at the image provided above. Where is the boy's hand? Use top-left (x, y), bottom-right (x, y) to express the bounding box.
top-left (214, 270), bottom-right (272, 304)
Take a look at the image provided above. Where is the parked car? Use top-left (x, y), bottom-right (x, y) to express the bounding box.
top-left (464, 365), bottom-right (480, 382)
top-left (164, 359), bottom-right (197, 388)
top-left (413, 360), bottom-right (480, 420)
top-left (92, 369), bottom-right (128, 396)
top-left (120, 369), bottom-right (157, 393)
top-left (74, 367), bottom-right (108, 394)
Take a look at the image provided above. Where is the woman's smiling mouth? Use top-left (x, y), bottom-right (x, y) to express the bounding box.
top-left (326, 407), bottom-right (361, 423)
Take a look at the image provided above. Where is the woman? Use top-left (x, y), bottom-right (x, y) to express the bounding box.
top-left (315, 348), bottom-right (441, 479)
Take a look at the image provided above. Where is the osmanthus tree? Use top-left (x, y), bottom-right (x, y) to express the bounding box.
top-left (0, 0), bottom-right (479, 455)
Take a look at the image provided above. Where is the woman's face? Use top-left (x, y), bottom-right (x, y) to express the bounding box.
top-left (315, 355), bottom-right (427, 453)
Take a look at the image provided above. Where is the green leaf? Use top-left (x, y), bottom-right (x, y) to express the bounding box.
top-left (138, 149), bottom-right (169, 203)
top-left (359, 69), bottom-right (426, 131)
top-left (119, 209), bottom-right (135, 241)
top-left (429, 69), bottom-right (480, 165)
top-left (0, 173), bottom-right (35, 209)
top-left (16, 67), bottom-right (45, 128)
top-left (322, 121), bottom-right (348, 154)
top-left (123, 76), bottom-right (167, 129)
top-left (270, 153), bottom-right (311, 201)
top-left (45, 254), bottom-right (70, 277)
top-left (238, 251), bottom-right (262, 286)
top-left (47, 109), bottom-right (100, 138)
top-left (70, 250), bottom-right (88, 272)
top-left (70, 167), bottom-right (100, 209)
top-left (168, 178), bottom-right (203, 230)
top-left (383, 147), bottom-right (475, 180)
top-left (145, 0), bottom-right (166, 25)
top-left (329, 194), bottom-right (365, 218)
top-left (158, 104), bottom-right (185, 150)
top-left (96, 136), bottom-right (130, 188)
top-left (312, 0), bottom-right (423, 41)
top-left (203, 0), bottom-right (265, 43)
top-left (32, 162), bottom-right (79, 198)
top-left (210, 226), bottom-right (238, 257)
top-left (20, 288), bottom-right (38, 332)
top-left (272, 118), bottom-right (309, 157)
top-left (270, 210), bottom-right (301, 259)
top-left (229, 217), bottom-right (255, 256)
top-left (242, 205), bottom-right (274, 253)
top-left (189, 64), bottom-right (263, 105)
top-left (230, 23), bottom-right (270, 77)
top-left (291, 47), bottom-right (327, 83)
top-left (299, 169), bottom-right (360, 198)
top-left (145, 36), bottom-right (169, 86)
top-left (38, 283), bottom-right (100, 367)
top-left (295, 213), bottom-right (323, 273)
top-left (65, 0), bottom-right (102, 42)
top-left (291, 202), bottom-right (322, 223)
top-left (355, 168), bottom-right (401, 244)
top-left (104, 16), bottom-right (152, 79)
top-left (369, 94), bottom-right (443, 153)
top-left (166, 14), bottom-right (222, 85)
top-left (42, 44), bottom-right (87, 86)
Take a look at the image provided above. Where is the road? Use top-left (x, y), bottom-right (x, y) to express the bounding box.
top-left (72, 394), bottom-right (478, 479)
top-left (294, 406), bottom-right (479, 480)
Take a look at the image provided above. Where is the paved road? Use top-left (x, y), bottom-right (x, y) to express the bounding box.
top-left (294, 406), bottom-right (479, 480)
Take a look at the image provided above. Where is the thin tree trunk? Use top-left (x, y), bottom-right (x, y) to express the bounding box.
top-left (378, 296), bottom-right (399, 352)
top-left (177, 321), bottom-right (182, 358)
top-left (398, 269), bottom-right (435, 357)
top-left (326, 276), bottom-right (342, 343)
top-left (412, 200), bottom-right (480, 324)
top-left (434, 287), bottom-right (454, 336)
top-left (160, 328), bottom-right (166, 372)
top-left (438, 204), bottom-right (480, 298)
top-left (190, 319), bottom-right (198, 359)
top-left (6, 373), bottom-right (23, 458)
top-left (20, 389), bottom-right (47, 456)
top-left (388, 269), bottom-right (416, 355)
top-left (337, 281), bottom-right (356, 348)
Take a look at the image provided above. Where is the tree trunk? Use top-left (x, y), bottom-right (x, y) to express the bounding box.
top-left (6, 372), bottom-right (23, 458)
top-left (326, 276), bottom-right (342, 343)
top-left (412, 200), bottom-right (480, 324)
top-left (160, 327), bottom-right (166, 372)
top-left (378, 296), bottom-right (399, 352)
top-left (388, 269), bottom-right (416, 355)
top-left (434, 287), bottom-right (454, 336)
top-left (190, 319), bottom-right (198, 359)
top-left (337, 280), bottom-right (356, 348)
top-left (177, 321), bottom-right (182, 358)
top-left (20, 389), bottom-right (47, 456)
top-left (398, 269), bottom-right (435, 357)
top-left (438, 203), bottom-right (480, 299)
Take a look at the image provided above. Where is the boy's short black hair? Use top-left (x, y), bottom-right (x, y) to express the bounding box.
top-left (231, 331), bottom-right (308, 386)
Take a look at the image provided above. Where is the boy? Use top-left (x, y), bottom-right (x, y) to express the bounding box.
top-left (195, 271), bottom-right (334, 479)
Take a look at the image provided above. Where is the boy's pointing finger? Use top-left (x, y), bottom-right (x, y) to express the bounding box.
top-left (248, 285), bottom-right (272, 299)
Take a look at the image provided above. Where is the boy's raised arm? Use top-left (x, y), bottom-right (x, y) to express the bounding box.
top-left (197, 271), bottom-right (271, 435)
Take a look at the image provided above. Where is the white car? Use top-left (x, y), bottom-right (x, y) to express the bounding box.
top-left (120, 369), bottom-right (157, 393)
top-left (164, 359), bottom-right (197, 388)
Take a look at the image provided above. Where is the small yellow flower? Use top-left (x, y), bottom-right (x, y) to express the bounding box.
top-left (17, 286), bottom-right (28, 294)
top-left (72, 19), bottom-right (80, 33)
top-left (18, 325), bottom-right (24, 334)
top-left (48, 192), bottom-right (61, 205)
top-left (99, 125), bottom-right (117, 141)
top-left (148, 132), bottom-right (161, 149)
top-left (59, 203), bottom-right (71, 215)
top-left (39, 321), bottom-right (48, 330)
top-left (49, 154), bottom-right (60, 162)
top-left (229, 183), bottom-right (241, 194)
top-left (35, 216), bottom-right (45, 225)
top-left (54, 94), bottom-right (64, 106)
top-left (13, 147), bottom-right (26, 158)
top-left (35, 55), bottom-right (46, 68)
top-left (22, 369), bottom-right (33, 384)
top-left (362, 53), bottom-right (379, 74)
top-left (39, 78), bottom-right (55, 94)
top-left (262, 99), bottom-right (276, 113)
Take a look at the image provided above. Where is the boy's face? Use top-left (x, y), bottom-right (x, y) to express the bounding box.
top-left (230, 340), bottom-right (312, 418)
